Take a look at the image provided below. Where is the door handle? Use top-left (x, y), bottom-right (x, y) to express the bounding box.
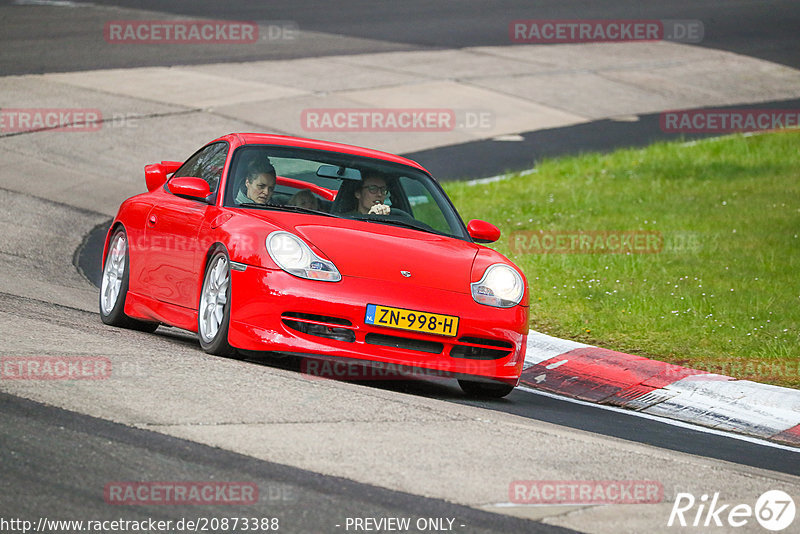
top-left (148, 214), bottom-right (157, 226)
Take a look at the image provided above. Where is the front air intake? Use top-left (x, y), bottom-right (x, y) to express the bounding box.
top-left (450, 337), bottom-right (514, 360)
top-left (282, 312), bottom-right (355, 342)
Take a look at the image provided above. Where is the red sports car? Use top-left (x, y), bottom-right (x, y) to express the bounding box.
top-left (99, 133), bottom-right (528, 397)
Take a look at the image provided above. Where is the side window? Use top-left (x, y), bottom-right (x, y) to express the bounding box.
top-left (173, 142), bottom-right (228, 193)
top-left (399, 176), bottom-right (449, 233)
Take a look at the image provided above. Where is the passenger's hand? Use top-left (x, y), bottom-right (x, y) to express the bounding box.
top-left (368, 203), bottom-right (390, 215)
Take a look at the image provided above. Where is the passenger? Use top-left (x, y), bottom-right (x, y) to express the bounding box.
top-left (236, 159), bottom-right (276, 205)
top-left (288, 189), bottom-right (321, 211)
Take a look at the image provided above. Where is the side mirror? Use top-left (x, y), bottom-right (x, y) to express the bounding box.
top-left (467, 219), bottom-right (501, 243)
top-left (144, 161), bottom-right (182, 192)
top-left (168, 177), bottom-right (211, 201)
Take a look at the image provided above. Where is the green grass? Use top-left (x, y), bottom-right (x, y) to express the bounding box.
top-left (444, 131), bottom-right (800, 388)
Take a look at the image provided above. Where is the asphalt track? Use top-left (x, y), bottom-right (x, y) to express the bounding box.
top-left (96, 0), bottom-right (800, 68)
top-left (1, 392), bottom-right (572, 534)
top-left (5, 0), bottom-right (799, 72)
top-left (3, 1), bottom-right (800, 533)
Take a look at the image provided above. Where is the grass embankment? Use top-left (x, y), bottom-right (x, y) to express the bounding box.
top-left (445, 131), bottom-right (800, 388)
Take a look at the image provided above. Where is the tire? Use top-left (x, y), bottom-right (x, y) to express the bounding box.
top-left (198, 249), bottom-right (237, 357)
top-left (458, 379), bottom-right (515, 399)
top-left (99, 227), bottom-right (159, 332)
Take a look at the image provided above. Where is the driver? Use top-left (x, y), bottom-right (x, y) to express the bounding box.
top-left (353, 172), bottom-right (391, 215)
top-left (236, 159), bottom-right (276, 205)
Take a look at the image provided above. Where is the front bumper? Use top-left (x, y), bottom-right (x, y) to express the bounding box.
top-left (227, 265), bottom-right (528, 386)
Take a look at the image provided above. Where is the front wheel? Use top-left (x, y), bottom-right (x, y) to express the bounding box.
top-left (99, 227), bottom-right (159, 332)
top-left (458, 379), bottom-right (515, 399)
top-left (198, 249), bottom-right (236, 357)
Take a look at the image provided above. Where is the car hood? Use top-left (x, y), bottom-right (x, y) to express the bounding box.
top-left (294, 220), bottom-right (479, 293)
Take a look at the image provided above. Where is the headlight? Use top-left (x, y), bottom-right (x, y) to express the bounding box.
top-left (471, 264), bottom-right (524, 308)
top-left (266, 231), bottom-right (341, 282)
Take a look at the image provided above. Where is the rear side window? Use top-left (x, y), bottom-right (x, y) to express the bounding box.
top-left (173, 142), bottom-right (228, 192)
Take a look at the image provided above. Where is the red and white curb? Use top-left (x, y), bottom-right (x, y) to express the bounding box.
top-left (521, 331), bottom-right (800, 447)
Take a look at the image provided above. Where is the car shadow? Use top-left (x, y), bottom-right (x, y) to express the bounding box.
top-left (238, 351), bottom-right (510, 402)
top-left (149, 329), bottom-right (514, 403)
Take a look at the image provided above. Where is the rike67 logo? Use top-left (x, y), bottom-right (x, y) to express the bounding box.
top-left (668, 490), bottom-right (796, 531)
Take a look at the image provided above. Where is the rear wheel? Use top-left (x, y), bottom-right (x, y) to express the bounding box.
top-left (458, 379), bottom-right (515, 399)
top-left (99, 228), bottom-right (159, 332)
top-left (198, 249), bottom-right (236, 357)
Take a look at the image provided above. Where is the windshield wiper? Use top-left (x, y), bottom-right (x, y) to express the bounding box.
top-left (354, 214), bottom-right (443, 236)
top-left (237, 203), bottom-right (339, 218)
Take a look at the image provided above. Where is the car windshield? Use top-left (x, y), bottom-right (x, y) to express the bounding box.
top-left (223, 145), bottom-right (469, 239)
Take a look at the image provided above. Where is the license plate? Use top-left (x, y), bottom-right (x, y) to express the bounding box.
top-left (365, 304), bottom-right (459, 337)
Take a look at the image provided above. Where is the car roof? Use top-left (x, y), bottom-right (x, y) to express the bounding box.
top-left (218, 133), bottom-right (430, 174)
